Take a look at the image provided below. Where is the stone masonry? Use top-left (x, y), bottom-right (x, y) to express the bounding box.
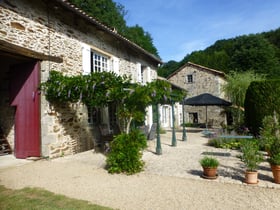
top-left (0, 0), bottom-right (159, 158)
top-left (168, 62), bottom-right (228, 127)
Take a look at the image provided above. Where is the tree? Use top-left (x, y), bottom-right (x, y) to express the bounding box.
top-left (69, 0), bottom-right (127, 34)
top-left (223, 71), bottom-right (265, 126)
top-left (68, 0), bottom-right (159, 56)
top-left (157, 60), bottom-right (180, 78)
top-left (124, 25), bottom-right (158, 56)
top-left (230, 35), bottom-right (280, 77)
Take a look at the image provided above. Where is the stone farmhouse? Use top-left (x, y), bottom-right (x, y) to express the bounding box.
top-left (0, 0), bottom-right (162, 158)
top-left (166, 62), bottom-right (230, 128)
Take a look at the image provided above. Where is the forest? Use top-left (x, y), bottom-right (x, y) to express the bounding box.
top-left (158, 28), bottom-right (280, 79)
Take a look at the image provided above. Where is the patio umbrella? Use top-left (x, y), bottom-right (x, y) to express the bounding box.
top-left (183, 93), bottom-right (232, 128)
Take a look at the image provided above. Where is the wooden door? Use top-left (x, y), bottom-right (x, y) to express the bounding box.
top-left (10, 62), bottom-right (40, 158)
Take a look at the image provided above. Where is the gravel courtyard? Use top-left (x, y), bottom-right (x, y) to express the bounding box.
top-left (1, 129), bottom-right (280, 210)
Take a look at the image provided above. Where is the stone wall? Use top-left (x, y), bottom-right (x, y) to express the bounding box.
top-left (168, 64), bottom-right (228, 127)
top-left (0, 0), bottom-right (158, 158)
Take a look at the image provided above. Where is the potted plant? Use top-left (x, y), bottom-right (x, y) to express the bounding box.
top-left (268, 139), bottom-right (280, 184)
top-left (199, 156), bottom-right (219, 179)
top-left (240, 140), bottom-right (263, 184)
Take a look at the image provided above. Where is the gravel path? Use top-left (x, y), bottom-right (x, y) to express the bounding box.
top-left (1, 129), bottom-right (280, 210)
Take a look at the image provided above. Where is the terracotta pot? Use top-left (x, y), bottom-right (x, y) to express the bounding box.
top-left (245, 170), bottom-right (258, 184)
top-left (202, 167), bottom-right (217, 178)
top-left (271, 164), bottom-right (280, 184)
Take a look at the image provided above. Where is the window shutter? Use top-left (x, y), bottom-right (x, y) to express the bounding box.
top-left (146, 66), bottom-right (151, 82)
top-left (82, 43), bottom-right (91, 75)
top-left (112, 56), bottom-right (120, 75)
top-left (136, 63), bottom-right (141, 83)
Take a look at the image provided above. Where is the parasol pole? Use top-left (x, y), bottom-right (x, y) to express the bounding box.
top-left (205, 105), bottom-right (208, 130)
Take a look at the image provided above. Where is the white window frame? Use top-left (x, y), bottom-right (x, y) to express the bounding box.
top-left (91, 52), bottom-right (109, 73)
top-left (82, 43), bottom-right (120, 75)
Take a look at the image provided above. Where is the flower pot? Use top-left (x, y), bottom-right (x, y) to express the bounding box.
top-left (202, 167), bottom-right (218, 179)
top-left (245, 170), bottom-right (258, 184)
top-left (271, 164), bottom-right (280, 184)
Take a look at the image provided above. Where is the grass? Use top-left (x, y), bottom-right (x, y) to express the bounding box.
top-left (0, 185), bottom-right (113, 210)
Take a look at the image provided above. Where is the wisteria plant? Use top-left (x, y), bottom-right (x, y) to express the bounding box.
top-left (41, 70), bottom-right (186, 133)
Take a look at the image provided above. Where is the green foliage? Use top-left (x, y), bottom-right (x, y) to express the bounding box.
top-left (230, 35), bottom-right (279, 77)
top-left (244, 80), bottom-right (280, 135)
top-left (159, 127), bottom-right (166, 134)
top-left (268, 134), bottom-right (280, 165)
top-left (208, 138), bottom-right (245, 150)
top-left (269, 153), bottom-right (280, 165)
top-left (157, 60), bottom-right (181, 78)
top-left (41, 71), bottom-right (186, 133)
top-left (240, 140), bottom-right (263, 171)
top-left (146, 79), bottom-right (186, 105)
top-left (40, 71), bottom-right (130, 107)
top-left (124, 25), bottom-right (158, 56)
top-left (259, 115), bottom-right (280, 152)
top-left (223, 71), bottom-right (265, 109)
top-left (68, 0), bottom-right (158, 56)
top-left (106, 129), bottom-right (147, 174)
top-left (159, 27), bottom-right (280, 79)
top-left (199, 156), bottom-right (219, 168)
top-left (69, 0), bottom-right (127, 34)
top-left (223, 71), bottom-right (265, 126)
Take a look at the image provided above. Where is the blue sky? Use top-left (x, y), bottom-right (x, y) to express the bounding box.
top-left (116, 0), bottom-right (280, 62)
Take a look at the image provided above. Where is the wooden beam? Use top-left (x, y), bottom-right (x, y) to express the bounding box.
top-left (0, 40), bottom-right (63, 63)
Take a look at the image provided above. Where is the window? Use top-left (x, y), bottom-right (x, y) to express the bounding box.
top-left (87, 107), bottom-right (101, 125)
top-left (82, 43), bottom-right (121, 75)
top-left (186, 74), bottom-right (193, 83)
top-left (162, 106), bottom-right (168, 124)
top-left (91, 52), bottom-right (109, 72)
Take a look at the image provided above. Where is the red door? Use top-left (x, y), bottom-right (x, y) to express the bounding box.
top-left (10, 62), bottom-right (40, 158)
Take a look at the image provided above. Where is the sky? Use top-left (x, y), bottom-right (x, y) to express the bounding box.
top-left (115, 0), bottom-right (280, 62)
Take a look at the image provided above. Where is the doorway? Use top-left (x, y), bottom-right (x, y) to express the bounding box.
top-left (0, 52), bottom-right (41, 158)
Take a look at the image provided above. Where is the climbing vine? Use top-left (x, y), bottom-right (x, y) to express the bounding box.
top-left (41, 70), bottom-right (186, 132)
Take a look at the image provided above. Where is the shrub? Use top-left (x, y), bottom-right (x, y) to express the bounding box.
top-left (106, 129), bottom-right (147, 174)
top-left (269, 153), bottom-right (280, 165)
top-left (259, 114), bottom-right (280, 152)
top-left (268, 137), bottom-right (280, 165)
top-left (240, 140), bottom-right (263, 171)
top-left (208, 138), bottom-right (244, 150)
top-left (159, 127), bottom-right (166, 134)
top-left (244, 80), bottom-right (280, 135)
top-left (199, 156), bottom-right (219, 168)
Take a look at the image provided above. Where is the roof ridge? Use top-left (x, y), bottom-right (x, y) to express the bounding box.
top-left (187, 62), bottom-right (225, 75)
top-left (167, 62), bottom-right (225, 79)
